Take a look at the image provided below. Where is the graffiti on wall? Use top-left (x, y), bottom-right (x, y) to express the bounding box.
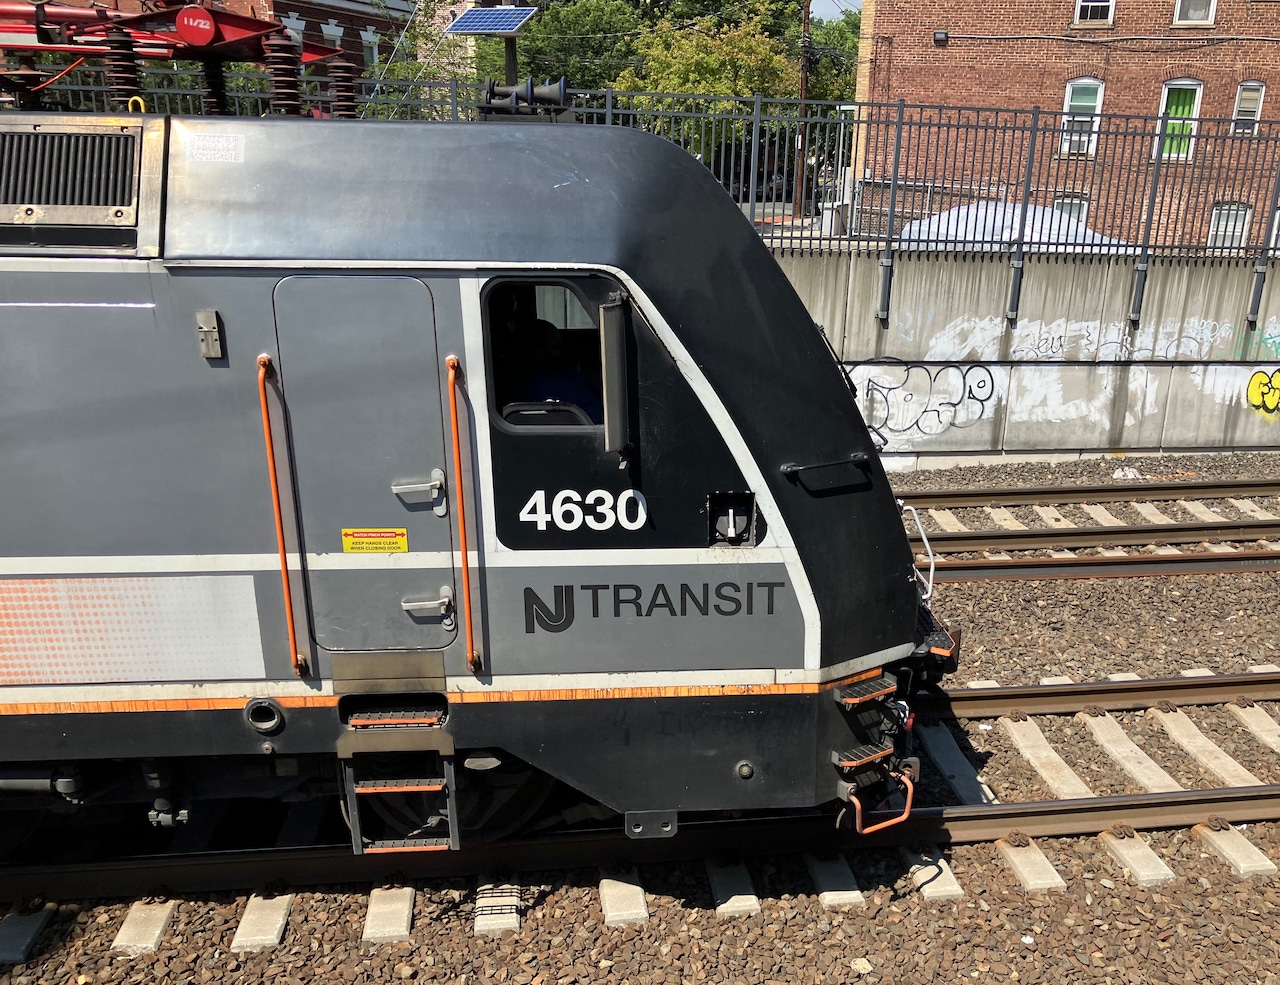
top-left (1247, 369), bottom-right (1280, 418)
top-left (919, 314), bottom-right (1238, 364)
top-left (1010, 330), bottom-right (1080, 361)
top-left (848, 360), bottom-right (997, 439)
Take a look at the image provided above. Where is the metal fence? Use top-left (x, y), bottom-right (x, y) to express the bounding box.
top-left (26, 65), bottom-right (1280, 259)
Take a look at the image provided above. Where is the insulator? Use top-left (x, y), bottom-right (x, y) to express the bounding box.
top-left (201, 59), bottom-right (229, 116)
top-left (103, 27), bottom-right (142, 108)
top-left (2, 57), bottom-right (47, 111)
top-left (262, 32), bottom-right (302, 115)
top-left (328, 58), bottom-right (358, 119)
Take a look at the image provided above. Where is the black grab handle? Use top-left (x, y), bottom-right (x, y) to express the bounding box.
top-left (779, 453), bottom-right (870, 478)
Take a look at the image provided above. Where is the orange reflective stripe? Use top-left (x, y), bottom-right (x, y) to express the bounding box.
top-left (448, 668), bottom-right (886, 703)
top-left (0, 667), bottom-right (887, 713)
top-left (0, 695), bottom-right (340, 715)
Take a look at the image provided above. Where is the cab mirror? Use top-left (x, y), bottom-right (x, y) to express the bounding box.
top-left (599, 296), bottom-right (629, 453)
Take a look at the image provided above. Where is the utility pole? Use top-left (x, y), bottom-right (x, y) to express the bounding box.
top-left (792, 0), bottom-right (810, 219)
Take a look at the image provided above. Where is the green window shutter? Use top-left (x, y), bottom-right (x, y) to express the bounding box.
top-left (1161, 87), bottom-right (1198, 158)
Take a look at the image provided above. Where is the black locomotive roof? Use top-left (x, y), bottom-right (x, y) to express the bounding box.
top-left (166, 118), bottom-right (751, 270)
top-left (166, 118), bottom-right (916, 664)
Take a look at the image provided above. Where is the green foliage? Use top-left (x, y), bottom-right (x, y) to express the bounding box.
top-left (368, 0), bottom-right (857, 110)
top-left (364, 0), bottom-right (479, 86)
top-left (643, 0), bottom-right (800, 41)
top-left (612, 14), bottom-right (798, 98)
top-left (807, 9), bottom-right (859, 102)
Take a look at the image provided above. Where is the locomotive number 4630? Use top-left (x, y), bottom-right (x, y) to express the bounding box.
top-left (518, 489), bottom-right (648, 532)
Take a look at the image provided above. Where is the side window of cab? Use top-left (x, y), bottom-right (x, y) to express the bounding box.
top-left (486, 280), bottom-right (604, 428)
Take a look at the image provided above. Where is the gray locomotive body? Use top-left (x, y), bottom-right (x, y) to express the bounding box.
top-left (0, 114), bottom-right (954, 852)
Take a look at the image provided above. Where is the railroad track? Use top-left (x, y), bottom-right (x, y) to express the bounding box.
top-left (5, 667), bottom-right (1280, 967)
top-left (899, 478), bottom-right (1280, 580)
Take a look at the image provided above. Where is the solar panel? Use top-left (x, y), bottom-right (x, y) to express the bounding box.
top-left (444, 6), bottom-right (538, 36)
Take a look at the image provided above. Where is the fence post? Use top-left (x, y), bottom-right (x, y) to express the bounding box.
top-left (1006, 106), bottom-right (1040, 324)
top-left (1247, 155), bottom-right (1280, 330)
top-left (1129, 113), bottom-right (1168, 330)
top-left (876, 99), bottom-right (906, 325)
top-left (450, 78), bottom-right (459, 121)
top-left (747, 94), bottom-right (763, 226)
top-left (605, 87), bottom-right (613, 126)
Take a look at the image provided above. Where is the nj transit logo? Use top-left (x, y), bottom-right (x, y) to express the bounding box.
top-left (523, 581), bottom-right (785, 633)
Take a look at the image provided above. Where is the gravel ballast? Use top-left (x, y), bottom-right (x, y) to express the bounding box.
top-left (6, 830), bottom-right (1280, 985)
top-left (898, 452), bottom-right (1280, 687)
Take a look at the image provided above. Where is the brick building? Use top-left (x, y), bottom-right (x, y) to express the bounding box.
top-left (850, 0), bottom-right (1280, 250)
top-left (856, 0), bottom-right (1279, 121)
top-left (275, 0), bottom-right (472, 70)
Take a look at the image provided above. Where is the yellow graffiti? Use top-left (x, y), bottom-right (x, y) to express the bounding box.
top-left (1247, 370), bottom-right (1280, 416)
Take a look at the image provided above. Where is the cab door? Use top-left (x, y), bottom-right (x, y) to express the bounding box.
top-left (273, 276), bottom-right (456, 651)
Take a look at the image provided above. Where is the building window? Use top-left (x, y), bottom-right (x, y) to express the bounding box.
top-left (1208, 203), bottom-right (1251, 249)
top-left (1234, 82), bottom-right (1265, 136)
top-left (279, 11), bottom-right (305, 44)
top-left (1158, 80), bottom-right (1201, 159)
top-left (1061, 78), bottom-right (1103, 156)
top-left (1075, 0), bottom-right (1113, 22)
top-left (361, 28), bottom-right (380, 67)
top-left (321, 19), bottom-right (344, 51)
top-left (1053, 196), bottom-right (1090, 223)
top-left (1173, 0), bottom-right (1215, 23)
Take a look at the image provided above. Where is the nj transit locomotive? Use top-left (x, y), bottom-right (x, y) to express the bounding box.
top-left (0, 114), bottom-right (956, 854)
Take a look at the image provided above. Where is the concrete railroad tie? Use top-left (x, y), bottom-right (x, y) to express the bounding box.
top-left (112, 901), bottom-right (179, 955)
top-left (229, 894), bottom-right (294, 953)
top-left (363, 887), bottom-right (415, 943)
top-left (474, 880), bottom-right (522, 937)
top-left (899, 845), bottom-right (965, 901)
top-left (705, 860), bottom-right (761, 917)
top-left (598, 869), bottom-right (650, 927)
top-left (803, 854), bottom-right (866, 909)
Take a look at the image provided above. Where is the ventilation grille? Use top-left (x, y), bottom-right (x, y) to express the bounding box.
top-left (1, 131), bottom-right (136, 208)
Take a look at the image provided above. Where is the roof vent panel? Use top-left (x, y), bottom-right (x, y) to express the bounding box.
top-left (1, 124), bottom-right (140, 227)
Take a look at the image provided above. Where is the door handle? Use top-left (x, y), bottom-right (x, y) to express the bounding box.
top-left (392, 467), bottom-right (448, 517)
top-left (401, 585), bottom-right (456, 630)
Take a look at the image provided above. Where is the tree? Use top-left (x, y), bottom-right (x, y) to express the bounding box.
top-left (612, 14), bottom-right (798, 98)
top-left (638, 0), bottom-right (800, 42)
top-left (806, 9), bottom-right (859, 102)
top-left (355, 0), bottom-right (480, 101)
top-left (475, 0), bottom-right (643, 90)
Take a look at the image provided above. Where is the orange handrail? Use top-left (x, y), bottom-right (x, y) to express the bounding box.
top-left (445, 355), bottom-right (480, 674)
top-left (256, 355), bottom-right (306, 678)
top-left (850, 769), bottom-right (914, 835)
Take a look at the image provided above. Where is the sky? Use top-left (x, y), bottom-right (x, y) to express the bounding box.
top-left (811, 0), bottom-right (860, 23)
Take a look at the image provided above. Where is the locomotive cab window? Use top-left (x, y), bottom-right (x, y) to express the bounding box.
top-left (486, 280), bottom-right (605, 427)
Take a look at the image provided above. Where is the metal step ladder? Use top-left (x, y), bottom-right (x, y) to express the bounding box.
top-left (339, 702), bottom-right (458, 853)
top-left (342, 750), bottom-right (458, 853)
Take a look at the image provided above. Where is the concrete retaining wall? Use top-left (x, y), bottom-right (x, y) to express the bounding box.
top-left (773, 251), bottom-right (1280, 467)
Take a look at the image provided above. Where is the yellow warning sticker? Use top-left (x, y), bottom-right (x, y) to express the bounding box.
top-left (341, 528), bottom-right (408, 553)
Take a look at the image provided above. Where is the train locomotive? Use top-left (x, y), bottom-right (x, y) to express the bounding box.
top-left (0, 112), bottom-right (957, 855)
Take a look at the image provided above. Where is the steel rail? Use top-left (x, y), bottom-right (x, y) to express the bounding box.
top-left (899, 478), bottom-right (1280, 510)
top-left (908, 518), bottom-right (1280, 553)
top-left (886, 786), bottom-right (1280, 845)
top-left (915, 671), bottom-right (1280, 719)
top-left (7, 785), bottom-right (1280, 900)
top-left (932, 549), bottom-right (1280, 581)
